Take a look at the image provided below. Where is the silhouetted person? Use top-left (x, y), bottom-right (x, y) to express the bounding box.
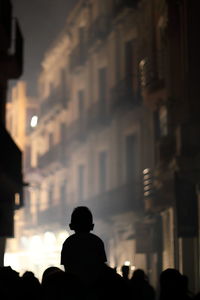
top-left (21, 271), bottom-right (41, 300)
top-left (41, 267), bottom-right (84, 300)
top-left (0, 266), bottom-right (22, 300)
top-left (159, 268), bottom-right (192, 300)
top-left (130, 269), bottom-right (155, 300)
top-left (41, 266), bottom-right (63, 285)
top-left (92, 264), bottom-right (131, 300)
top-left (121, 265), bottom-right (130, 281)
top-left (61, 206), bottom-right (107, 285)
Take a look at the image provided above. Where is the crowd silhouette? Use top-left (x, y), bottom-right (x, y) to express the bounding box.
top-left (0, 207), bottom-right (198, 299)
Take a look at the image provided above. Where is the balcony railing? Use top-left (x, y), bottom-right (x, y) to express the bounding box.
top-left (88, 15), bottom-right (111, 47)
top-left (84, 181), bottom-right (142, 219)
top-left (139, 58), bottom-right (164, 94)
top-left (113, 0), bottom-right (140, 16)
top-left (37, 204), bottom-right (62, 226)
top-left (39, 90), bottom-right (69, 118)
top-left (38, 143), bottom-right (66, 169)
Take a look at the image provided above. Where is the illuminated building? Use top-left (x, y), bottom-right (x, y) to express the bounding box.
top-left (6, 0), bottom-right (147, 279)
top-left (139, 0), bottom-right (200, 292)
top-left (0, 0), bottom-right (23, 265)
top-left (5, 0), bottom-right (200, 291)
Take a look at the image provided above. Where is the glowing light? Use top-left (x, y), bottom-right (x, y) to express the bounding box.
top-left (131, 265), bottom-right (136, 271)
top-left (30, 235), bottom-right (42, 250)
top-left (124, 260), bottom-right (131, 266)
top-left (30, 115), bottom-right (38, 127)
top-left (58, 231), bottom-right (69, 242)
top-left (44, 232), bottom-right (56, 244)
top-left (15, 193), bottom-right (20, 206)
top-left (143, 168), bottom-right (150, 175)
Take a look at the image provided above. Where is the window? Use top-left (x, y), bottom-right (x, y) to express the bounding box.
top-left (78, 90), bottom-right (84, 119)
top-left (48, 185), bottom-right (53, 206)
top-left (125, 40), bottom-right (134, 89)
top-left (78, 165), bottom-right (85, 202)
top-left (99, 151), bottom-right (107, 192)
top-left (60, 182), bottom-right (67, 209)
top-left (49, 132), bottom-right (54, 148)
top-left (98, 67), bottom-right (107, 113)
top-left (126, 134), bottom-right (138, 181)
top-left (159, 105), bottom-right (168, 136)
top-left (79, 27), bottom-right (86, 63)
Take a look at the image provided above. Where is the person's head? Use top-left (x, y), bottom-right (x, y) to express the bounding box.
top-left (69, 206), bottom-right (94, 233)
top-left (121, 265), bottom-right (130, 279)
top-left (131, 269), bottom-right (147, 281)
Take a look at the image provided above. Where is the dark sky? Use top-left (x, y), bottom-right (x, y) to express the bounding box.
top-left (12, 0), bottom-right (78, 95)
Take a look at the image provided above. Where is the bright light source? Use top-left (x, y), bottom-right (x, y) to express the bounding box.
top-left (143, 168), bottom-right (150, 175)
top-left (131, 265), bottom-right (136, 271)
top-left (30, 115), bottom-right (38, 128)
top-left (124, 260), bottom-right (131, 266)
top-left (15, 193), bottom-right (20, 206)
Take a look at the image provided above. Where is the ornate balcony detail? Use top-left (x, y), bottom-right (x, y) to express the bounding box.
top-left (113, 0), bottom-right (140, 17)
top-left (88, 14), bottom-right (111, 47)
top-left (84, 180), bottom-right (142, 219)
top-left (38, 143), bottom-right (67, 170)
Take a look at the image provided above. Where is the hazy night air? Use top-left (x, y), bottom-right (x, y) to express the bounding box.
top-left (2, 0), bottom-right (200, 295)
top-left (12, 0), bottom-right (79, 95)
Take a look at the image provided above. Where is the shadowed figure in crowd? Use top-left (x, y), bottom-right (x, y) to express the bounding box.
top-left (159, 268), bottom-right (192, 300)
top-left (41, 267), bottom-right (83, 300)
top-left (61, 206), bottom-right (107, 285)
top-left (121, 265), bottom-right (130, 281)
top-left (21, 271), bottom-right (41, 300)
top-left (130, 269), bottom-right (155, 300)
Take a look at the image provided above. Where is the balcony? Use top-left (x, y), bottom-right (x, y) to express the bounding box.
top-left (88, 15), bottom-right (111, 47)
top-left (111, 76), bottom-right (139, 112)
top-left (84, 181), bottom-right (142, 219)
top-left (37, 204), bottom-right (62, 226)
top-left (113, 0), bottom-right (140, 17)
top-left (69, 42), bottom-right (87, 71)
top-left (139, 58), bottom-right (165, 108)
top-left (38, 143), bottom-right (66, 170)
top-left (144, 176), bottom-right (174, 213)
top-left (39, 93), bottom-right (64, 119)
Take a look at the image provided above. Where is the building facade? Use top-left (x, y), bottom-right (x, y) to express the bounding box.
top-left (6, 0), bottom-right (147, 280)
top-left (139, 0), bottom-right (200, 292)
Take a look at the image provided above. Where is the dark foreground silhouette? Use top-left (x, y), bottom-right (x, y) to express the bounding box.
top-left (0, 265), bottom-right (198, 300)
top-left (1, 207), bottom-right (197, 299)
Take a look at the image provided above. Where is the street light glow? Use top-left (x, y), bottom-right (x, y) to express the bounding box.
top-left (30, 115), bottom-right (38, 127)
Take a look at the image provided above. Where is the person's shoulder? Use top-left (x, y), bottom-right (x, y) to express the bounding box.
top-left (88, 233), bottom-right (104, 243)
top-left (62, 234), bottom-right (76, 245)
